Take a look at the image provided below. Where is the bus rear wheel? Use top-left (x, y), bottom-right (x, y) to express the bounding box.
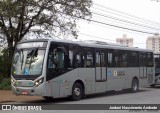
top-left (71, 82), bottom-right (83, 101)
top-left (131, 78), bottom-right (139, 93)
top-left (150, 84), bottom-right (155, 88)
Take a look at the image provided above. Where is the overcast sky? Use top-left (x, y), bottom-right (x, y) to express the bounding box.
top-left (77, 0), bottom-right (160, 49)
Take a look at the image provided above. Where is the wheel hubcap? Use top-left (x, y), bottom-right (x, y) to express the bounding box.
top-left (133, 82), bottom-right (137, 91)
top-left (74, 87), bottom-right (80, 96)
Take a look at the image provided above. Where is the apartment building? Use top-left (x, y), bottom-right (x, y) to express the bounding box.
top-left (146, 34), bottom-right (160, 54)
top-left (116, 34), bottom-right (133, 47)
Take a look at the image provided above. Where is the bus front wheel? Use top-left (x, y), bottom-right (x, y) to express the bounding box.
top-left (71, 82), bottom-right (83, 101)
top-left (131, 78), bottom-right (139, 93)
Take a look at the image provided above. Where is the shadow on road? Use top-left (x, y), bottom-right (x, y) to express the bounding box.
top-left (147, 85), bottom-right (160, 89)
top-left (23, 89), bottom-right (149, 104)
top-left (83, 89), bottom-right (148, 100)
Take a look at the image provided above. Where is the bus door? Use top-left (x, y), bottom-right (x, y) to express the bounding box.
top-left (95, 50), bottom-right (107, 93)
top-left (139, 53), bottom-right (147, 79)
top-left (147, 52), bottom-right (154, 85)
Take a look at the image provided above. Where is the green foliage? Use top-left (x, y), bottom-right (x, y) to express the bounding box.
top-left (0, 48), bottom-right (7, 76)
top-left (0, 0), bottom-right (92, 42)
top-left (0, 0), bottom-right (92, 75)
top-left (0, 78), bottom-right (11, 90)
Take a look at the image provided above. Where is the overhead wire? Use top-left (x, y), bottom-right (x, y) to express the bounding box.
top-left (77, 2), bottom-right (160, 46)
top-left (92, 11), bottom-right (160, 31)
top-left (93, 2), bottom-right (160, 28)
top-left (92, 6), bottom-right (160, 29)
top-left (60, 11), bottom-right (156, 35)
top-left (91, 3), bottom-right (160, 34)
top-left (56, 3), bottom-right (160, 45)
top-left (82, 17), bottom-right (156, 35)
top-left (57, 2), bottom-right (160, 35)
top-left (91, 13), bottom-right (160, 35)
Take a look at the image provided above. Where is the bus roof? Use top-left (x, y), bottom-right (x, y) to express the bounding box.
top-left (18, 38), bottom-right (153, 52)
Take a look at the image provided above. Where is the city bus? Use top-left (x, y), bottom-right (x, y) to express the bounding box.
top-left (11, 39), bottom-right (154, 100)
top-left (150, 54), bottom-right (160, 87)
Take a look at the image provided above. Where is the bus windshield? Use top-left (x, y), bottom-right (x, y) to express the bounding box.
top-left (12, 48), bottom-right (45, 75)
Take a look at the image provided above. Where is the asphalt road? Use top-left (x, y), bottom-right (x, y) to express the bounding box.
top-left (1, 86), bottom-right (160, 113)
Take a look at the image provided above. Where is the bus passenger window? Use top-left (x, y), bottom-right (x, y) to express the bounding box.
top-left (96, 52), bottom-right (100, 67)
top-left (108, 52), bottom-right (113, 67)
top-left (139, 53), bottom-right (146, 67)
top-left (48, 54), bottom-right (55, 69)
top-left (47, 44), bottom-right (67, 79)
top-left (69, 46), bottom-right (82, 68)
top-left (57, 50), bottom-right (64, 68)
top-left (83, 49), bottom-right (94, 67)
top-left (69, 50), bottom-right (73, 67)
top-left (121, 53), bottom-right (127, 67)
top-left (74, 54), bottom-right (81, 68)
top-left (114, 50), bottom-right (119, 67)
top-left (147, 52), bottom-right (153, 67)
top-left (119, 51), bottom-right (128, 67)
top-left (87, 52), bottom-right (93, 67)
top-left (129, 52), bottom-right (138, 67)
top-left (101, 52), bottom-right (105, 67)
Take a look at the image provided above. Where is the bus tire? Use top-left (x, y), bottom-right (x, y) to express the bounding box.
top-left (150, 84), bottom-right (155, 88)
top-left (131, 78), bottom-right (139, 93)
top-left (71, 82), bottom-right (83, 101)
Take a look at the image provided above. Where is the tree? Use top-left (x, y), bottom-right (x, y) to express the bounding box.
top-left (0, 0), bottom-right (92, 76)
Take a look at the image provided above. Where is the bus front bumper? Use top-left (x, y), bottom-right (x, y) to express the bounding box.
top-left (11, 85), bottom-right (43, 96)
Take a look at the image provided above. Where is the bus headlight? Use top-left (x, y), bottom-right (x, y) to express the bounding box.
top-left (11, 78), bottom-right (16, 86)
top-left (34, 78), bottom-right (44, 87)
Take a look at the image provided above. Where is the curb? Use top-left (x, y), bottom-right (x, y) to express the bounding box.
top-left (0, 100), bottom-right (15, 103)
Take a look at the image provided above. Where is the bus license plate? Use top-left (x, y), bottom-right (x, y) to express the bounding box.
top-left (21, 91), bottom-right (28, 95)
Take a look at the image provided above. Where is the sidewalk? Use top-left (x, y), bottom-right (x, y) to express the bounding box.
top-left (0, 90), bottom-right (42, 103)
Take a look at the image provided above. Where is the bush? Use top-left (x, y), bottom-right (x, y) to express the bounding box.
top-left (0, 78), bottom-right (11, 90)
top-left (0, 48), bottom-right (8, 76)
